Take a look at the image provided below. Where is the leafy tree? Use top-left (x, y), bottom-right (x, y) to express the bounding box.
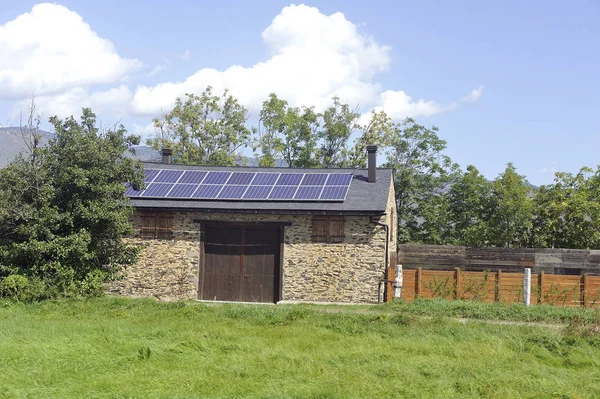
top-left (447, 165), bottom-right (493, 246)
top-left (318, 97), bottom-right (360, 168)
top-left (385, 118), bottom-right (459, 244)
top-left (254, 94), bottom-right (319, 168)
top-left (533, 167), bottom-right (600, 249)
top-left (486, 163), bottom-right (534, 247)
top-left (0, 108), bottom-right (143, 297)
top-left (347, 111), bottom-right (393, 168)
top-left (147, 87), bottom-right (251, 166)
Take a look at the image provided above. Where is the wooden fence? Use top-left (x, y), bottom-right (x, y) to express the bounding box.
top-left (398, 244), bottom-right (600, 275)
top-left (402, 268), bottom-right (600, 307)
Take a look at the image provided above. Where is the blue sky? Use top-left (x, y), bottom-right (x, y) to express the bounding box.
top-left (1, 1), bottom-right (598, 185)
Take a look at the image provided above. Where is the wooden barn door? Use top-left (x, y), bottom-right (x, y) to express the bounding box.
top-left (201, 225), bottom-right (280, 303)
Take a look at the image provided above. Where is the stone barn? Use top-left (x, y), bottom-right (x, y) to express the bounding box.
top-left (110, 146), bottom-right (397, 304)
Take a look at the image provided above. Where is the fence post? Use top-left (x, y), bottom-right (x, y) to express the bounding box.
top-left (394, 264), bottom-right (403, 300)
top-left (538, 271), bottom-right (544, 304)
top-left (495, 270), bottom-right (502, 302)
top-left (454, 267), bottom-right (462, 300)
top-left (416, 267), bottom-right (422, 298)
top-left (582, 273), bottom-right (588, 308)
top-left (523, 268), bottom-right (531, 306)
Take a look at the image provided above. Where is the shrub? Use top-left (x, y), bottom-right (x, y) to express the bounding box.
top-left (0, 274), bottom-right (48, 301)
top-left (78, 270), bottom-right (106, 297)
top-left (0, 274), bottom-right (30, 301)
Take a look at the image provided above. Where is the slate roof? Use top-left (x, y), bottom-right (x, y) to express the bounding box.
top-left (129, 162), bottom-right (393, 215)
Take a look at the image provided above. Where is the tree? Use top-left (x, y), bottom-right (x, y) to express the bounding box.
top-left (0, 108), bottom-right (144, 297)
top-left (385, 118), bottom-right (459, 244)
top-left (486, 163), bottom-right (534, 247)
top-left (533, 167), bottom-right (600, 249)
top-left (447, 165), bottom-right (493, 246)
top-left (347, 110), bottom-right (393, 168)
top-left (318, 97), bottom-right (360, 168)
top-left (254, 94), bottom-right (319, 168)
top-left (147, 87), bottom-right (251, 166)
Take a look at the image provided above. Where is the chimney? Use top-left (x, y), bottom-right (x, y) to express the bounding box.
top-left (161, 148), bottom-right (172, 164)
top-left (367, 145), bottom-right (377, 183)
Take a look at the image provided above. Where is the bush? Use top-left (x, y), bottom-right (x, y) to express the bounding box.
top-left (0, 274), bottom-right (48, 301)
top-left (78, 270), bottom-right (106, 297)
top-left (0, 275), bottom-right (29, 300)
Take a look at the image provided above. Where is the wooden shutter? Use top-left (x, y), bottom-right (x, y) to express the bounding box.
top-left (312, 218), bottom-right (329, 242)
top-left (139, 211), bottom-right (173, 239)
top-left (329, 218), bottom-right (345, 243)
top-left (156, 213), bottom-right (173, 239)
top-left (312, 216), bottom-right (345, 243)
top-left (140, 212), bottom-right (157, 238)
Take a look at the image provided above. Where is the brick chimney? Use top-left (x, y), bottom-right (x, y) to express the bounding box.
top-left (161, 148), bottom-right (172, 164)
top-left (367, 145), bottom-right (377, 183)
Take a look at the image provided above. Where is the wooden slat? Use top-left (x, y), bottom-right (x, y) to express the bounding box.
top-left (398, 245), bottom-right (600, 275)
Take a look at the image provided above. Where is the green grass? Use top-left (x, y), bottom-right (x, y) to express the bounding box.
top-left (1, 297), bottom-right (600, 398)
top-left (381, 298), bottom-right (600, 324)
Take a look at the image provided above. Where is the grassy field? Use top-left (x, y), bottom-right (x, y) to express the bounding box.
top-left (1, 298), bottom-right (600, 398)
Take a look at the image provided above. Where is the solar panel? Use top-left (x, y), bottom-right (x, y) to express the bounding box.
top-left (179, 171), bottom-right (207, 184)
top-left (218, 185), bottom-right (247, 199)
top-left (124, 184), bottom-right (144, 197)
top-left (142, 183), bottom-right (174, 197)
top-left (320, 186), bottom-right (349, 200)
top-left (228, 172), bottom-right (255, 185)
top-left (269, 186), bottom-right (298, 199)
top-left (166, 184), bottom-right (198, 198)
top-left (301, 173), bottom-right (328, 186)
top-left (127, 169), bottom-right (354, 202)
top-left (143, 169), bottom-right (160, 183)
top-left (243, 185), bottom-right (272, 199)
top-left (192, 184), bottom-right (223, 199)
top-left (252, 173), bottom-right (279, 185)
top-left (203, 171), bottom-right (231, 184)
top-left (154, 170), bottom-right (184, 183)
top-left (294, 186), bottom-right (323, 200)
top-left (276, 174), bottom-right (303, 186)
top-left (326, 174), bottom-right (353, 186)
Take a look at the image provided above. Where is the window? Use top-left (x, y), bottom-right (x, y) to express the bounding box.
top-left (312, 216), bottom-right (345, 243)
top-left (139, 211), bottom-right (173, 239)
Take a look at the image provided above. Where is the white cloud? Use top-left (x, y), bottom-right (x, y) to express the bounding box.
top-left (178, 49), bottom-right (191, 61)
top-left (6, 3), bottom-right (475, 124)
top-left (147, 65), bottom-right (166, 76)
top-left (131, 4), bottom-right (392, 116)
top-left (132, 121), bottom-right (157, 136)
top-left (20, 85), bottom-right (133, 119)
top-left (462, 85), bottom-right (484, 102)
top-left (361, 90), bottom-right (456, 124)
top-left (0, 3), bottom-right (141, 99)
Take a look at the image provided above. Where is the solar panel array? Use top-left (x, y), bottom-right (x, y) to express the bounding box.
top-left (125, 169), bottom-right (353, 201)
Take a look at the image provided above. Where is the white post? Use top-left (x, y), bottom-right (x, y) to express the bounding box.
top-left (523, 268), bottom-right (531, 306)
top-left (394, 264), bottom-right (403, 300)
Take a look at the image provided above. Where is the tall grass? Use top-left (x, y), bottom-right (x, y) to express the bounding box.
top-left (0, 297), bottom-right (599, 398)
top-left (381, 298), bottom-right (600, 324)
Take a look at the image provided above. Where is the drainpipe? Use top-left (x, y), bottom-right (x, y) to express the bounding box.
top-left (370, 216), bottom-right (389, 304)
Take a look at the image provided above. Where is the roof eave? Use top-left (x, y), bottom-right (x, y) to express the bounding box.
top-left (131, 204), bottom-right (385, 216)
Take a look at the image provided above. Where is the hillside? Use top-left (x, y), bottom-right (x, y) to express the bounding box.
top-left (0, 127), bottom-right (54, 168)
top-left (0, 127), bottom-right (163, 166)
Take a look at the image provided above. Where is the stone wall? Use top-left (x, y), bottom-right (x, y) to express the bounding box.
top-left (109, 189), bottom-right (396, 303)
top-left (386, 178), bottom-right (397, 256)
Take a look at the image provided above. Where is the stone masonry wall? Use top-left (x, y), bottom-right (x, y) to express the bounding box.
top-left (109, 198), bottom-right (395, 303)
top-left (386, 178), bottom-right (397, 256)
